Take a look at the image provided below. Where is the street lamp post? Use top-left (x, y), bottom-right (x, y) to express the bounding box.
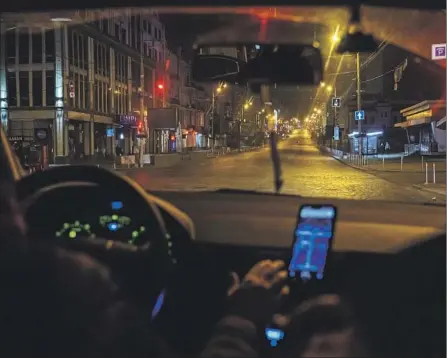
top-left (211, 90), bottom-right (215, 153)
top-left (356, 52), bottom-right (362, 158)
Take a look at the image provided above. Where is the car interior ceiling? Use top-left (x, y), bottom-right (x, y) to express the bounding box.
top-left (1, 1), bottom-right (446, 358)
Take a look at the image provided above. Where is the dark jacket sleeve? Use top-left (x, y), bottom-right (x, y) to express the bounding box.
top-left (199, 315), bottom-right (259, 358)
top-left (199, 285), bottom-right (279, 358)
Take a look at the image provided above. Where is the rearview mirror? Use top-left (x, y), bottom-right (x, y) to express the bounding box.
top-left (191, 54), bottom-right (241, 83)
top-left (191, 43), bottom-right (323, 87)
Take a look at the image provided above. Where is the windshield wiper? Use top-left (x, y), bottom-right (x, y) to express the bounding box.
top-left (269, 131), bottom-right (283, 194)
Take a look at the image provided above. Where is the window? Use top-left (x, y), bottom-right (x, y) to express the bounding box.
top-left (101, 19), bottom-right (108, 33)
top-left (5, 30), bottom-right (16, 64)
top-left (7, 71), bottom-right (17, 107)
top-left (45, 30), bottom-right (55, 61)
top-left (81, 35), bottom-right (88, 70)
top-left (104, 46), bottom-right (110, 77)
top-left (19, 72), bottom-right (29, 106)
top-left (115, 24), bottom-right (120, 39)
top-left (72, 32), bottom-right (79, 67)
top-left (78, 76), bottom-right (87, 109)
top-left (115, 52), bottom-right (120, 80)
top-left (18, 31), bottom-right (30, 64)
top-left (32, 71), bottom-right (43, 106)
top-left (31, 30), bottom-right (43, 63)
top-left (46, 70), bottom-right (55, 106)
top-left (131, 60), bottom-right (140, 87)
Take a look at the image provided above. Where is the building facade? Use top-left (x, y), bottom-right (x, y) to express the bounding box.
top-left (0, 10), bottom-right (168, 164)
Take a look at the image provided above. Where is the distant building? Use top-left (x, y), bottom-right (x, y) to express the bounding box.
top-left (0, 10), bottom-right (169, 163)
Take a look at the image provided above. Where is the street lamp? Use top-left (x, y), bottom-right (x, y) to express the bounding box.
top-left (326, 85), bottom-right (333, 92)
top-left (210, 82), bottom-right (226, 152)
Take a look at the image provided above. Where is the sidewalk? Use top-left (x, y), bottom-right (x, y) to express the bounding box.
top-left (323, 147), bottom-right (446, 197)
top-left (50, 146), bottom-right (265, 171)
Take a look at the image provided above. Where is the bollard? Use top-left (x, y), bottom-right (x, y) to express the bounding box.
top-left (382, 156), bottom-right (385, 169)
top-left (421, 156), bottom-right (424, 172)
top-left (113, 162), bottom-right (116, 170)
top-left (433, 163), bottom-right (436, 184)
top-left (425, 162), bottom-right (428, 184)
top-left (400, 156), bottom-right (403, 171)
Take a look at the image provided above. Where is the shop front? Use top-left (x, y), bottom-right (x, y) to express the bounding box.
top-left (396, 100), bottom-right (446, 155)
top-left (116, 114), bottom-right (141, 155)
top-left (153, 129), bottom-right (177, 154)
top-left (347, 130), bottom-right (384, 155)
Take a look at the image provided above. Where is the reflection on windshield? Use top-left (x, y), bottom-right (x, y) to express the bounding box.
top-left (1, 7), bottom-right (445, 204)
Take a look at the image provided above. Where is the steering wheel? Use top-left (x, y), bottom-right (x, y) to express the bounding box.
top-left (16, 165), bottom-right (173, 306)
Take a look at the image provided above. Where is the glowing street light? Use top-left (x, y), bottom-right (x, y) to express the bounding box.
top-left (326, 85), bottom-right (333, 92)
top-left (320, 82), bottom-right (326, 87)
top-left (332, 33), bottom-right (340, 43)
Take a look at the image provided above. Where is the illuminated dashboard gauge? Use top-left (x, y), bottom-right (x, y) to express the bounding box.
top-left (55, 221), bottom-right (94, 239)
top-left (128, 225), bottom-right (146, 245)
top-left (111, 201), bottom-right (123, 210)
top-left (99, 214), bottom-right (131, 232)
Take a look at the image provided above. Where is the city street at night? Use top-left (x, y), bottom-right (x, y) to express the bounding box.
top-left (122, 131), bottom-right (444, 204)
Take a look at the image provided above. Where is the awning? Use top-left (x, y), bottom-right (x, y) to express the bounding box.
top-left (436, 116), bottom-right (446, 128)
top-left (394, 117), bottom-right (431, 128)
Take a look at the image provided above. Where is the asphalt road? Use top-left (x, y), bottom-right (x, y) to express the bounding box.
top-left (124, 130), bottom-right (443, 204)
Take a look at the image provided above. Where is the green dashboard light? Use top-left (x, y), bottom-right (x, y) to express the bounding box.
top-left (112, 214), bottom-right (118, 220)
top-left (132, 231), bottom-right (139, 239)
top-left (69, 230), bottom-right (77, 239)
top-left (84, 224), bottom-right (90, 230)
top-left (140, 226), bottom-right (145, 232)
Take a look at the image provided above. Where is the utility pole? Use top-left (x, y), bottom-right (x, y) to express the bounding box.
top-left (211, 89), bottom-right (215, 153)
top-left (238, 102), bottom-right (244, 152)
top-left (138, 41), bottom-right (146, 167)
top-left (356, 52), bottom-right (362, 157)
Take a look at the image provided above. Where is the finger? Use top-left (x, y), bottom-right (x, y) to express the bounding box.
top-left (269, 260), bottom-right (286, 273)
top-left (262, 260), bottom-right (286, 280)
top-left (250, 259), bottom-right (273, 276)
top-left (280, 285), bottom-right (290, 296)
top-left (272, 313), bottom-right (290, 327)
top-left (269, 270), bottom-right (288, 287)
top-left (227, 271), bottom-right (241, 296)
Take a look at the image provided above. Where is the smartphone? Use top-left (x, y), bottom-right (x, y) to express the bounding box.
top-left (288, 205), bottom-right (337, 281)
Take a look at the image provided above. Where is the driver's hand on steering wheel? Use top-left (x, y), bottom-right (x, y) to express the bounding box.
top-left (225, 260), bottom-right (289, 326)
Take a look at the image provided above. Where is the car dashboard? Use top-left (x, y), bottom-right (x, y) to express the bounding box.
top-left (148, 190), bottom-right (445, 357)
top-left (25, 184), bottom-right (151, 246)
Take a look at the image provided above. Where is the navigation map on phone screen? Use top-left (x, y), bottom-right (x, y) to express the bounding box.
top-left (288, 205), bottom-right (336, 281)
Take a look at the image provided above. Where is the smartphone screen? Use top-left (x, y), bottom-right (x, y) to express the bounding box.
top-left (288, 205), bottom-right (337, 281)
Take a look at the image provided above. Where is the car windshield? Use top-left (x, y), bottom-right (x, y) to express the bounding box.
top-left (1, 6), bottom-right (445, 204)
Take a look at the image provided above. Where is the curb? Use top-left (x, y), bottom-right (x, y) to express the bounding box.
top-left (327, 152), bottom-right (445, 196)
top-left (412, 184), bottom-right (446, 197)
